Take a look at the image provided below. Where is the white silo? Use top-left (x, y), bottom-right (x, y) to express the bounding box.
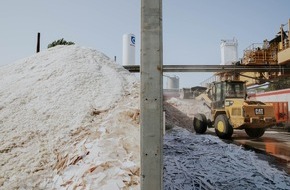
top-left (220, 38), bottom-right (238, 65)
top-left (122, 33), bottom-right (136, 65)
top-left (166, 75), bottom-right (180, 89)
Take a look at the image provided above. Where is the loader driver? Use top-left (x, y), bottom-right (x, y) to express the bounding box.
top-left (226, 84), bottom-right (236, 97)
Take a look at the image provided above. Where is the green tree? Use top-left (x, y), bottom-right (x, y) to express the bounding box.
top-left (47, 38), bottom-right (75, 48)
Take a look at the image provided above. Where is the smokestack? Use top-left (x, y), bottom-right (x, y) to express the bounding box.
top-left (36, 32), bottom-right (40, 53)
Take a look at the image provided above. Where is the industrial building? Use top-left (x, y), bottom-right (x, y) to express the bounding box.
top-left (215, 19), bottom-right (290, 87)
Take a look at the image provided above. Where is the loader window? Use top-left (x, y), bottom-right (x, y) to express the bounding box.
top-left (226, 83), bottom-right (245, 98)
top-left (215, 83), bottom-right (222, 101)
top-left (211, 82), bottom-right (227, 109)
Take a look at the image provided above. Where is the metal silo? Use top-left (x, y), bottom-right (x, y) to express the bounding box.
top-left (122, 33), bottom-right (136, 65)
top-left (220, 38), bottom-right (238, 65)
top-left (166, 75), bottom-right (179, 89)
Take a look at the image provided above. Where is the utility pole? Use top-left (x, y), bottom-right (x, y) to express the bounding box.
top-left (36, 32), bottom-right (40, 53)
top-left (140, 0), bottom-right (163, 189)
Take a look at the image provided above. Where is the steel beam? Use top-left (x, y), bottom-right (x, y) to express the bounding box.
top-left (124, 64), bottom-right (289, 73)
top-left (140, 0), bottom-right (163, 189)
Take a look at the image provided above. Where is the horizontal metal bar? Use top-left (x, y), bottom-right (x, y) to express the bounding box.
top-left (123, 65), bottom-right (290, 73)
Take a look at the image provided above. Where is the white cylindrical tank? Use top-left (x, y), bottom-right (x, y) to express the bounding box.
top-left (122, 33), bottom-right (135, 65)
top-left (166, 75), bottom-right (179, 89)
top-left (220, 38), bottom-right (238, 65)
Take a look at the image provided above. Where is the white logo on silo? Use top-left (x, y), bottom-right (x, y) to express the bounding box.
top-left (130, 36), bottom-right (135, 46)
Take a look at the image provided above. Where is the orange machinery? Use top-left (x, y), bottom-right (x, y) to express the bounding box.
top-left (267, 102), bottom-right (289, 125)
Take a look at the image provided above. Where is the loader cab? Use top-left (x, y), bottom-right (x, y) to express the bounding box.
top-left (211, 81), bottom-right (246, 109)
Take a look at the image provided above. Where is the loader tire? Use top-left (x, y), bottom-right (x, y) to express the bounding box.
top-left (193, 113), bottom-right (207, 134)
top-left (214, 114), bottom-right (233, 139)
top-left (245, 128), bottom-right (265, 138)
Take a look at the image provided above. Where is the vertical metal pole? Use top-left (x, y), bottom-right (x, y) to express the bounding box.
top-left (288, 19), bottom-right (290, 43)
top-left (36, 32), bottom-right (40, 53)
top-left (281, 25), bottom-right (284, 50)
top-left (140, 0), bottom-right (163, 189)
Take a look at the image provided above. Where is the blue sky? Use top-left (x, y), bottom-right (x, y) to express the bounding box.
top-left (1, 0), bottom-right (290, 87)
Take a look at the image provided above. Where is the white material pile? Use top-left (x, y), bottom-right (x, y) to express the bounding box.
top-left (164, 98), bottom-right (210, 131)
top-left (0, 46), bottom-right (140, 189)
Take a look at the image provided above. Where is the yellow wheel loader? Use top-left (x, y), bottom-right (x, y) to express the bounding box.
top-left (193, 80), bottom-right (276, 139)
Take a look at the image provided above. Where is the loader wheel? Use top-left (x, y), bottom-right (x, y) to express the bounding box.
top-left (245, 128), bottom-right (265, 138)
top-left (193, 113), bottom-right (207, 134)
top-left (214, 114), bottom-right (233, 139)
